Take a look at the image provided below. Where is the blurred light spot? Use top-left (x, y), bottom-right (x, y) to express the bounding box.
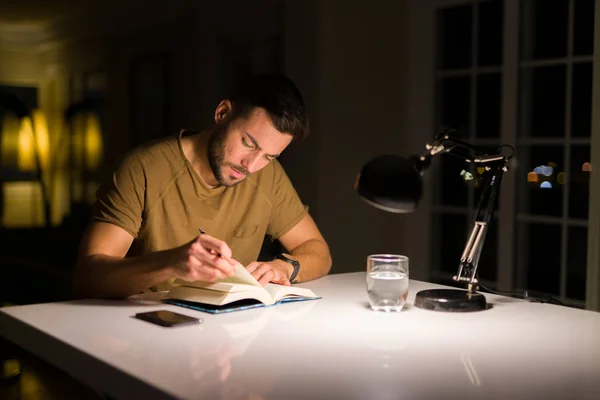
top-left (2, 182), bottom-right (45, 227)
top-left (477, 167), bottom-right (485, 175)
top-left (541, 166), bottom-right (553, 176)
top-left (582, 162), bottom-right (592, 172)
top-left (17, 119), bottom-right (35, 170)
top-left (460, 170), bottom-right (474, 181)
top-left (32, 111), bottom-right (50, 170)
top-left (534, 166), bottom-right (543, 174)
top-left (85, 113), bottom-right (104, 170)
top-left (548, 161), bottom-right (557, 167)
top-left (527, 172), bottom-right (539, 182)
top-left (540, 181), bottom-right (552, 189)
top-left (11, 111), bottom-right (51, 172)
top-left (557, 172), bottom-right (566, 184)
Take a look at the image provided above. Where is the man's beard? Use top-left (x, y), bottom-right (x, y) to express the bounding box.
top-left (207, 124), bottom-right (249, 187)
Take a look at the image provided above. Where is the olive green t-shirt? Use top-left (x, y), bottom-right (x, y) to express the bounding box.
top-left (90, 130), bottom-right (308, 289)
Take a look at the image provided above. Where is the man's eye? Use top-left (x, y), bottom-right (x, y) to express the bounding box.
top-left (242, 138), bottom-right (252, 148)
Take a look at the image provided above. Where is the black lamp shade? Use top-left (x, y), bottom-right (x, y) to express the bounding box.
top-left (356, 155), bottom-right (423, 213)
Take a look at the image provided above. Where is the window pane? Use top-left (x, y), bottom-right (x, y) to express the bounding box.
top-left (520, 145), bottom-right (564, 217)
top-left (567, 226), bottom-right (587, 300)
top-left (520, 66), bottom-right (566, 137)
top-left (571, 63), bottom-right (593, 138)
top-left (439, 76), bottom-right (471, 135)
top-left (478, 0), bottom-right (504, 66)
top-left (569, 145), bottom-right (590, 219)
top-left (433, 213), bottom-right (468, 274)
top-left (438, 5), bottom-right (473, 70)
top-left (520, 0), bottom-right (569, 60)
top-left (521, 223), bottom-right (561, 296)
top-left (476, 73), bottom-right (501, 138)
top-left (574, 0), bottom-right (595, 56)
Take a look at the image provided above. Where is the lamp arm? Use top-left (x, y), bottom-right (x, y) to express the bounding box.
top-left (453, 161), bottom-right (507, 293)
top-left (415, 134), bottom-right (510, 174)
top-left (416, 131), bottom-right (512, 294)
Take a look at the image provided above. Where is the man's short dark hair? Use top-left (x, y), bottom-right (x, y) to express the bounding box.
top-left (228, 73), bottom-right (309, 141)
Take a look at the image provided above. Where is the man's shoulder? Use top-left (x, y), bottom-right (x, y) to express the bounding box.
top-left (120, 134), bottom-right (182, 169)
top-left (131, 134), bottom-right (180, 158)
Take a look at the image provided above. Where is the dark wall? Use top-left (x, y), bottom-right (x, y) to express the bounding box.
top-left (284, 0), bottom-right (418, 277)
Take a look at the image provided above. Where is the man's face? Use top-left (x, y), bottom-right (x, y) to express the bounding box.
top-left (208, 107), bottom-right (293, 187)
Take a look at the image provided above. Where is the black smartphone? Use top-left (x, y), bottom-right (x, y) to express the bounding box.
top-left (134, 310), bottom-right (202, 327)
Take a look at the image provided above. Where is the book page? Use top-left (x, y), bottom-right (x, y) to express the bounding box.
top-left (264, 284), bottom-right (317, 303)
top-left (167, 285), bottom-right (275, 306)
top-left (174, 264), bottom-right (263, 292)
top-left (228, 264), bottom-right (262, 287)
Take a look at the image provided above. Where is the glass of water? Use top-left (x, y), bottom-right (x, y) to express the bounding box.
top-left (366, 254), bottom-right (409, 312)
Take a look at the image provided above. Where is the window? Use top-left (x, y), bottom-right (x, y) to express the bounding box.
top-left (516, 0), bottom-right (594, 306)
top-left (416, 0), bottom-right (598, 308)
top-left (432, 0), bottom-right (504, 290)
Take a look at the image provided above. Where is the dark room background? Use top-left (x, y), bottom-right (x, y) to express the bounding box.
top-left (0, 0), bottom-right (598, 310)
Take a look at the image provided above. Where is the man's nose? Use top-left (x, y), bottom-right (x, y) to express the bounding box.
top-left (240, 154), bottom-right (261, 173)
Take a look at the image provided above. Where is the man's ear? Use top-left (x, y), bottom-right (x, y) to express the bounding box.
top-left (214, 100), bottom-right (232, 123)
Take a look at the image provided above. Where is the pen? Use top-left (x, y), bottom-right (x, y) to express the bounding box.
top-left (199, 228), bottom-right (227, 259)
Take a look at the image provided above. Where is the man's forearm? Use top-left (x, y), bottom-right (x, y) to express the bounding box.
top-left (288, 239), bottom-right (332, 283)
top-left (73, 250), bottom-right (176, 299)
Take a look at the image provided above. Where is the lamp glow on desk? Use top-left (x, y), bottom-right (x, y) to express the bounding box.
top-left (355, 129), bottom-right (513, 313)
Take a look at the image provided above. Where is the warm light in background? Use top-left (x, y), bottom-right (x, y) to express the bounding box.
top-left (85, 112), bottom-right (103, 171)
top-left (1, 109), bottom-right (50, 228)
top-left (530, 164), bottom-right (563, 187)
top-left (527, 172), bottom-right (538, 182)
top-left (33, 110), bottom-right (50, 169)
top-left (18, 118), bottom-right (36, 170)
top-left (2, 109), bottom-right (51, 171)
top-left (2, 182), bottom-right (45, 227)
top-left (69, 110), bottom-right (104, 204)
top-left (582, 162), bottom-right (592, 172)
top-left (71, 111), bottom-right (104, 171)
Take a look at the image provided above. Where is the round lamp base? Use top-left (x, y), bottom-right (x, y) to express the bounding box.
top-left (414, 289), bottom-right (487, 312)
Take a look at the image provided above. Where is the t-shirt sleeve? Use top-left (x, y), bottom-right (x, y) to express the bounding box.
top-left (90, 151), bottom-right (146, 238)
top-left (266, 161), bottom-right (309, 240)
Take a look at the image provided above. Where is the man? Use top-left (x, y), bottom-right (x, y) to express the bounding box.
top-left (73, 74), bottom-right (331, 299)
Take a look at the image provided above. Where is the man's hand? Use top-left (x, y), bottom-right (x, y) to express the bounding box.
top-left (246, 260), bottom-right (292, 286)
top-left (170, 233), bottom-right (240, 282)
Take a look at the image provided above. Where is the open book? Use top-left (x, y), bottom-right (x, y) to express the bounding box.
top-left (165, 264), bottom-right (319, 312)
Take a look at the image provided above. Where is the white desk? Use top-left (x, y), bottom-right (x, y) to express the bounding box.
top-left (1, 272), bottom-right (600, 399)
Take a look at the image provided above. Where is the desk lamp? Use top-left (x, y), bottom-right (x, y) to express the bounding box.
top-left (356, 129), bottom-right (512, 312)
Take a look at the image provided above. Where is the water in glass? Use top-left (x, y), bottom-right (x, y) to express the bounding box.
top-left (366, 254), bottom-right (409, 312)
top-left (367, 271), bottom-right (409, 311)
